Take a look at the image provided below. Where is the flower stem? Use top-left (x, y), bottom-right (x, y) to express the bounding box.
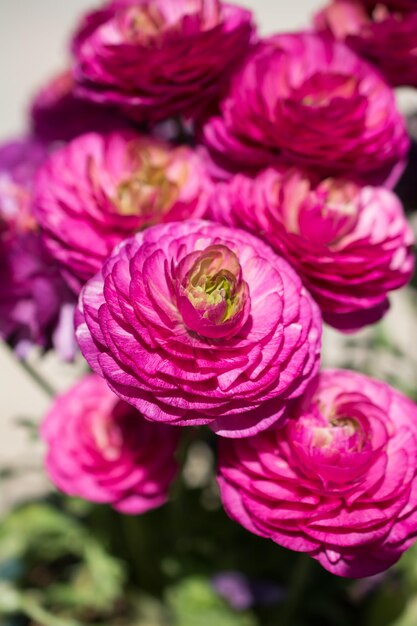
top-left (17, 353), bottom-right (56, 398)
top-left (121, 513), bottom-right (163, 594)
top-left (281, 553), bottom-right (313, 626)
top-left (121, 514), bottom-right (144, 588)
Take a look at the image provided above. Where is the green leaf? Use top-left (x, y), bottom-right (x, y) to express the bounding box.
top-left (387, 598), bottom-right (417, 626)
top-left (166, 577), bottom-right (257, 626)
top-left (0, 503), bottom-right (126, 618)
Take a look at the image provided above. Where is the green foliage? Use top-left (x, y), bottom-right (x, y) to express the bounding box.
top-left (166, 577), bottom-right (256, 626)
top-left (0, 502), bottom-right (126, 624)
top-left (3, 481), bottom-right (417, 626)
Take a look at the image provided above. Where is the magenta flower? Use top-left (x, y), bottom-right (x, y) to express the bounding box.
top-left (34, 131), bottom-right (211, 293)
top-left (42, 373), bottom-right (179, 514)
top-left (0, 138), bottom-right (76, 359)
top-left (211, 168), bottom-right (415, 331)
top-left (201, 32), bottom-right (409, 185)
top-left (76, 220), bottom-right (322, 438)
top-left (218, 369), bottom-right (417, 578)
top-left (315, 1), bottom-right (417, 88)
top-left (31, 69), bottom-right (129, 144)
top-left (72, 0), bottom-right (254, 121)
top-left (364, 0), bottom-right (417, 8)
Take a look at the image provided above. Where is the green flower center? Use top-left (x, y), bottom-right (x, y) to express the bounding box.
top-left (185, 245), bottom-right (248, 324)
top-left (189, 269), bottom-right (238, 321)
top-left (115, 148), bottom-right (183, 223)
top-left (122, 6), bottom-right (167, 41)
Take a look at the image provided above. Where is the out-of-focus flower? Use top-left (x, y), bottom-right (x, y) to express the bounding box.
top-left (212, 571), bottom-right (285, 610)
top-left (31, 69), bottom-right (130, 143)
top-left (218, 369), bottom-right (417, 578)
top-left (42, 374), bottom-right (180, 514)
top-left (315, 0), bottom-right (417, 88)
top-left (72, 0), bottom-right (254, 121)
top-left (34, 131), bottom-right (211, 293)
top-left (342, 0), bottom-right (417, 13)
top-left (201, 32), bottom-right (409, 185)
top-left (76, 220), bottom-right (322, 438)
top-left (211, 168), bottom-right (415, 331)
top-left (0, 138), bottom-right (76, 359)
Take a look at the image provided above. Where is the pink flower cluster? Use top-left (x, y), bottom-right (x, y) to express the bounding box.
top-left (1, 0), bottom-right (416, 579)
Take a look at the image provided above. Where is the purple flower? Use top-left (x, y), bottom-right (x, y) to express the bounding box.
top-left (212, 572), bottom-right (285, 610)
top-left (0, 138), bottom-right (76, 359)
top-left (31, 69), bottom-right (130, 143)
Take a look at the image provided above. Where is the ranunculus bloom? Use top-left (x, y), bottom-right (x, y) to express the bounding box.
top-left (340, 0), bottom-right (417, 13)
top-left (34, 131), bottom-right (211, 293)
top-left (218, 369), bottom-right (417, 578)
top-left (0, 138), bottom-right (76, 359)
top-left (31, 69), bottom-right (130, 143)
top-left (201, 32), bottom-right (409, 185)
top-left (211, 168), bottom-right (415, 331)
top-left (42, 373), bottom-right (179, 514)
top-left (315, 1), bottom-right (417, 88)
top-left (76, 220), bottom-right (322, 438)
top-left (72, 0), bottom-right (254, 121)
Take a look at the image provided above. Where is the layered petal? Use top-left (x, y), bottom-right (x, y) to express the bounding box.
top-left (76, 220), bottom-right (322, 437)
top-left (42, 373), bottom-right (180, 513)
top-left (211, 168), bottom-right (414, 331)
top-left (218, 370), bottom-right (417, 577)
top-left (201, 32), bottom-right (409, 185)
top-left (34, 130), bottom-right (211, 293)
top-left (72, 0), bottom-right (255, 121)
top-left (315, 1), bottom-right (417, 87)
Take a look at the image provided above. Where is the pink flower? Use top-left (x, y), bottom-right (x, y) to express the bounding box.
top-left (34, 131), bottom-right (211, 293)
top-left (31, 69), bottom-right (130, 143)
top-left (0, 138), bottom-right (76, 359)
top-left (218, 369), bottom-right (417, 578)
top-left (211, 168), bottom-right (415, 331)
top-left (201, 32), bottom-right (409, 185)
top-left (42, 373), bottom-right (180, 514)
top-left (76, 220), bottom-right (322, 438)
top-left (72, 0), bottom-right (254, 121)
top-left (315, 1), bottom-right (417, 87)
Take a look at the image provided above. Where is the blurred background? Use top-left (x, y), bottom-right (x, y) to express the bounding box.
top-left (1, 3), bottom-right (417, 626)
